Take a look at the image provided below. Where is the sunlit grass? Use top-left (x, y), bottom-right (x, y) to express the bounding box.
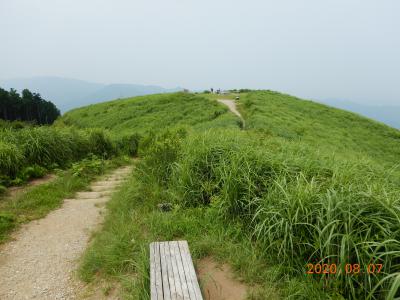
top-left (73, 91), bottom-right (400, 299)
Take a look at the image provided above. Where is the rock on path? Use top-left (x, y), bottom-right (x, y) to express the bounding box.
top-left (0, 166), bottom-right (132, 300)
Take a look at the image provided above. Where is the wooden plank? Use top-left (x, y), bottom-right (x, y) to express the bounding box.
top-left (168, 241), bottom-right (184, 299)
top-left (164, 242), bottom-right (177, 298)
top-left (179, 241), bottom-right (203, 300)
top-left (176, 241), bottom-right (195, 300)
top-left (150, 241), bottom-right (203, 300)
top-left (154, 242), bottom-right (164, 300)
top-left (159, 242), bottom-right (172, 300)
top-left (150, 243), bottom-right (158, 300)
top-left (171, 241), bottom-right (191, 299)
top-left (178, 241), bottom-right (201, 300)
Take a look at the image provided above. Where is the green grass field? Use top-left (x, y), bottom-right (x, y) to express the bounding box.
top-left (61, 92), bottom-right (240, 134)
top-left (236, 90), bottom-right (400, 167)
top-left (36, 91), bottom-right (400, 298)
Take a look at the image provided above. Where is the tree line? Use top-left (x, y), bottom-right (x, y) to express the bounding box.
top-left (0, 87), bottom-right (60, 125)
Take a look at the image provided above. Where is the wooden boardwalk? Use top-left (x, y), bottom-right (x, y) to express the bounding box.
top-left (150, 241), bottom-right (203, 300)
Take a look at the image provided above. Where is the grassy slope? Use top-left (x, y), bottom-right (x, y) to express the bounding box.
top-left (65, 91), bottom-right (400, 299)
top-left (61, 92), bottom-right (240, 133)
top-left (237, 90), bottom-right (400, 166)
top-left (65, 89), bottom-right (400, 164)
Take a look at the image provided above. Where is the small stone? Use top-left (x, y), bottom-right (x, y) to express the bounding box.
top-left (157, 202), bottom-right (173, 212)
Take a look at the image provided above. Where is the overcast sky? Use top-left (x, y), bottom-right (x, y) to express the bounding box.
top-left (0, 0), bottom-right (399, 105)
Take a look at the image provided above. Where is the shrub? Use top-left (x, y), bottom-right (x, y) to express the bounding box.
top-left (20, 165), bottom-right (47, 180)
top-left (141, 128), bottom-right (187, 186)
top-left (88, 129), bottom-right (116, 158)
top-left (71, 155), bottom-right (105, 177)
top-left (115, 133), bottom-right (140, 156)
top-left (171, 131), bottom-right (240, 206)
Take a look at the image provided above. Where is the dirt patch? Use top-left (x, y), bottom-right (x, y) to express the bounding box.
top-left (197, 257), bottom-right (248, 300)
top-left (78, 279), bottom-right (121, 300)
top-left (217, 99), bottom-right (245, 128)
top-left (6, 174), bottom-right (57, 198)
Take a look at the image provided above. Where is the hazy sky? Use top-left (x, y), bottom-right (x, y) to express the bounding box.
top-left (1, 0), bottom-right (399, 105)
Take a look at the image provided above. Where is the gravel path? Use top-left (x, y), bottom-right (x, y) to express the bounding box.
top-left (0, 166), bottom-right (132, 300)
top-left (217, 99), bottom-right (245, 128)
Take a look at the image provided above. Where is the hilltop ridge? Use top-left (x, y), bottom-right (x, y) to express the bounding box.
top-left (62, 90), bottom-right (400, 167)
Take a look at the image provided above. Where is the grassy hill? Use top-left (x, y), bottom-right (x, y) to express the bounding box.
top-left (237, 90), bottom-right (400, 167)
top-left (64, 90), bottom-right (400, 167)
top-left (61, 92), bottom-right (240, 133)
top-left (62, 91), bottom-right (400, 299)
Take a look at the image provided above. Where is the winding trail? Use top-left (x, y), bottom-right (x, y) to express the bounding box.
top-left (0, 166), bottom-right (132, 300)
top-left (217, 99), bottom-right (245, 128)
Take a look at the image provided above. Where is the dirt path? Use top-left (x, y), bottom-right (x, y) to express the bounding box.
top-left (217, 99), bottom-right (245, 128)
top-left (4, 174), bottom-right (57, 199)
top-left (198, 257), bottom-right (248, 300)
top-left (0, 166), bottom-right (132, 300)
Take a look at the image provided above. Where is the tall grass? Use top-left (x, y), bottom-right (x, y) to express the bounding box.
top-left (140, 129), bottom-right (400, 299)
top-left (0, 142), bottom-right (23, 177)
top-left (79, 162), bottom-right (284, 299)
top-left (0, 127), bottom-right (139, 186)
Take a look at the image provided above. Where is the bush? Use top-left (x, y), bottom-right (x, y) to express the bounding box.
top-left (115, 133), bottom-right (140, 156)
top-left (71, 155), bottom-right (105, 177)
top-left (20, 165), bottom-right (47, 180)
top-left (88, 129), bottom-right (116, 158)
top-left (141, 128), bottom-right (187, 186)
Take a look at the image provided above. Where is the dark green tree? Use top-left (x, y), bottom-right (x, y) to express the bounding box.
top-left (0, 87), bottom-right (60, 124)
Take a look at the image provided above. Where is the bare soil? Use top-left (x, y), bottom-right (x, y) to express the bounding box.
top-left (0, 166), bottom-right (132, 300)
top-left (197, 257), bottom-right (248, 300)
top-left (6, 174), bottom-right (57, 198)
top-left (217, 99), bottom-right (245, 127)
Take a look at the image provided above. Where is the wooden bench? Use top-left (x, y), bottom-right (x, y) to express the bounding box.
top-left (150, 240), bottom-right (203, 300)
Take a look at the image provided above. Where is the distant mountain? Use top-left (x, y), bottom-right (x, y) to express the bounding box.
top-left (0, 77), bottom-right (181, 113)
top-left (318, 99), bottom-right (400, 129)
